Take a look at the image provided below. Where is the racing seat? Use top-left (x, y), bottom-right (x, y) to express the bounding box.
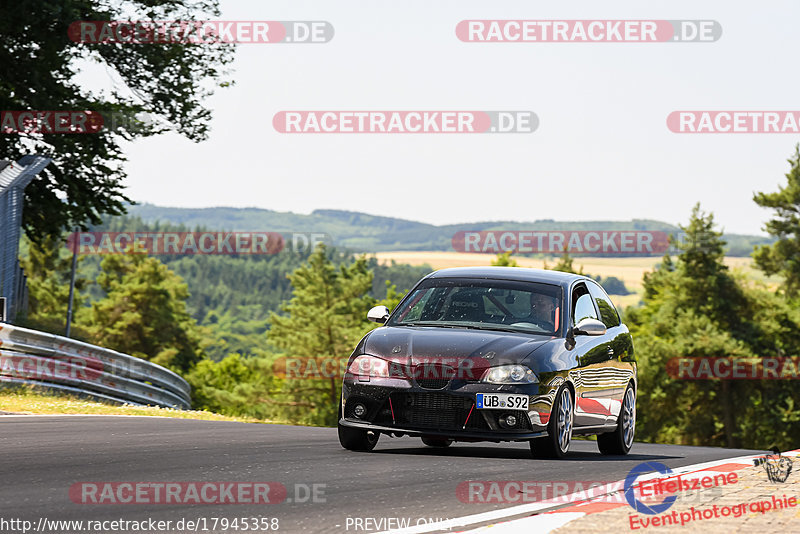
top-left (443, 290), bottom-right (489, 323)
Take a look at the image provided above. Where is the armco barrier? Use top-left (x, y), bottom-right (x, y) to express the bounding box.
top-left (0, 323), bottom-right (191, 409)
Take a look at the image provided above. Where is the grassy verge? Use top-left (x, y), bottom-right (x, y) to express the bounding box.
top-left (0, 388), bottom-right (271, 423)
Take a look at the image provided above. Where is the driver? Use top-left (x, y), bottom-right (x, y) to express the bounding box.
top-left (529, 293), bottom-right (557, 332)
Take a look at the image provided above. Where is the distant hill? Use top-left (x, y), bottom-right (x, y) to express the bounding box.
top-left (128, 204), bottom-right (773, 256)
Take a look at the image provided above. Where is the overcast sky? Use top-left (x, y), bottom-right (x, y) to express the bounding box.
top-left (103, 1), bottom-right (800, 235)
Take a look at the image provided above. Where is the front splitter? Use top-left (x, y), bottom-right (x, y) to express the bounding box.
top-left (339, 418), bottom-right (548, 442)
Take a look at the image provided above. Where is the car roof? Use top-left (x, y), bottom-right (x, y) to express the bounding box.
top-left (425, 266), bottom-right (589, 287)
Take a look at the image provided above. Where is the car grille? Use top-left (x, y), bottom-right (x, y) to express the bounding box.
top-left (373, 393), bottom-right (489, 431)
top-left (414, 364), bottom-right (454, 390)
top-left (416, 377), bottom-right (451, 389)
top-left (373, 392), bottom-right (534, 432)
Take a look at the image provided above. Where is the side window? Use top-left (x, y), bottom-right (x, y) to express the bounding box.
top-left (571, 283), bottom-right (598, 324)
top-left (588, 281), bottom-right (621, 328)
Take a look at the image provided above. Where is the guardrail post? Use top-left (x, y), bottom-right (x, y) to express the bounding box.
top-left (65, 228), bottom-right (79, 337)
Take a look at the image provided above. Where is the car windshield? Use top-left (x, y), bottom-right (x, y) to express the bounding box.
top-left (388, 277), bottom-right (562, 336)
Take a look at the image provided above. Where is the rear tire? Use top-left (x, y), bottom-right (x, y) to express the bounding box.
top-left (421, 437), bottom-right (453, 448)
top-left (597, 383), bottom-right (636, 455)
top-left (531, 384), bottom-right (574, 459)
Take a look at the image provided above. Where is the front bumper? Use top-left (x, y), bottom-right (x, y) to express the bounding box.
top-left (340, 377), bottom-right (557, 442)
top-left (338, 419), bottom-right (548, 441)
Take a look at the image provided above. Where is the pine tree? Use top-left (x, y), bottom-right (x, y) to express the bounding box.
top-left (753, 145), bottom-right (800, 297)
top-left (268, 244), bottom-right (376, 425)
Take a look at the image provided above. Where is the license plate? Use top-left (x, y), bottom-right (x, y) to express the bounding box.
top-left (476, 393), bottom-right (528, 410)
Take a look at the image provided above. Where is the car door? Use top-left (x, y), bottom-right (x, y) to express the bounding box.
top-left (586, 280), bottom-right (636, 425)
top-left (568, 281), bottom-right (614, 428)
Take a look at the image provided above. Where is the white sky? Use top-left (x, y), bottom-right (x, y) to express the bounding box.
top-left (105, 0), bottom-right (800, 235)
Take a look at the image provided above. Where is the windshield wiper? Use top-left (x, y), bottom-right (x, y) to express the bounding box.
top-left (400, 321), bottom-right (547, 334)
top-left (400, 321), bottom-right (463, 328)
top-left (462, 324), bottom-right (540, 334)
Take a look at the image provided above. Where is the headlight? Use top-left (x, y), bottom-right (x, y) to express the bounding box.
top-left (346, 354), bottom-right (391, 381)
top-left (482, 365), bottom-right (538, 384)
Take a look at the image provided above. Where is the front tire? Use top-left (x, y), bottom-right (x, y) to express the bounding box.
top-left (338, 404), bottom-right (379, 451)
top-left (531, 385), bottom-right (574, 459)
top-left (338, 424), bottom-right (379, 451)
top-left (597, 383), bottom-right (636, 455)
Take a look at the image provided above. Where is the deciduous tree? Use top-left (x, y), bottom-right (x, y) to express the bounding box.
top-left (0, 0), bottom-right (233, 242)
top-left (79, 252), bottom-right (206, 372)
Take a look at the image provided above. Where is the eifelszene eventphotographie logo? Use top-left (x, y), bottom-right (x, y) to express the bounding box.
top-left (753, 449), bottom-right (793, 483)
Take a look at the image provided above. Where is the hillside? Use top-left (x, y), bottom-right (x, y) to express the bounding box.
top-left (129, 204), bottom-right (773, 256)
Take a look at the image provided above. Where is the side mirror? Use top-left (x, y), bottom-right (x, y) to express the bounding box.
top-left (367, 305), bottom-right (390, 324)
top-left (572, 318), bottom-right (607, 336)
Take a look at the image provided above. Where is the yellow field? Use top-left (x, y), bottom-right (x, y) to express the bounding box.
top-left (373, 251), bottom-right (767, 310)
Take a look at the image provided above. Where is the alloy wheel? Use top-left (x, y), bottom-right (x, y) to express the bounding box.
top-left (622, 387), bottom-right (636, 449)
top-left (556, 388), bottom-right (573, 453)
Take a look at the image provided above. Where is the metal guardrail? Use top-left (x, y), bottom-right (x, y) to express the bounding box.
top-left (0, 323), bottom-right (191, 409)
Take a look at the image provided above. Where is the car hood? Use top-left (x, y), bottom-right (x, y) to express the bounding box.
top-left (361, 326), bottom-right (552, 376)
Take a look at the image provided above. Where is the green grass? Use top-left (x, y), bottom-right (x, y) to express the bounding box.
top-left (0, 388), bottom-right (275, 423)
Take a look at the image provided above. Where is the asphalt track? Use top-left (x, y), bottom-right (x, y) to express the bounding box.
top-left (0, 416), bottom-right (760, 533)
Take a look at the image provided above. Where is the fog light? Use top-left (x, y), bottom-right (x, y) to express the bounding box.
top-left (499, 414), bottom-right (517, 428)
top-left (353, 403), bottom-right (367, 418)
